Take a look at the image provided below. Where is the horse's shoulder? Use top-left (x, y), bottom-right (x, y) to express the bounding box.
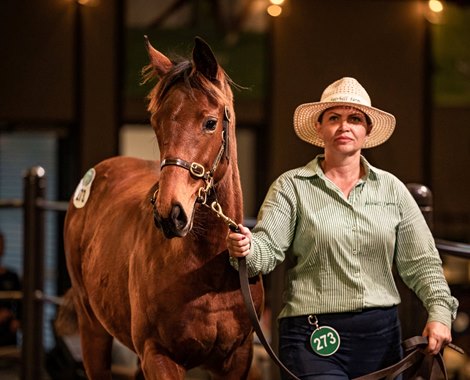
top-left (68, 156), bottom-right (159, 208)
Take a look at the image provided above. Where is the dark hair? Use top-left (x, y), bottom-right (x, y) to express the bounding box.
top-left (318, 108), bottom-right (372, 126)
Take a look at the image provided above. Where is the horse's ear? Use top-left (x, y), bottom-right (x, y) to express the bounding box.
top-left (145, 36), bottom-right (173, 76)
top-left (193, 37), bottom-right (219, 82)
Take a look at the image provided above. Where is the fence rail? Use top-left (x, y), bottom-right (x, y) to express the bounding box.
top-left (0, 166), bottom-right (69, 380)
top-left (436, 239), bottom-right (470, 259)
top-left (0, 198), bottom-right (23, 208)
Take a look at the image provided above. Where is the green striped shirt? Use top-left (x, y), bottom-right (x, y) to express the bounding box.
top-left (237, 155), bottom-right (458, 327)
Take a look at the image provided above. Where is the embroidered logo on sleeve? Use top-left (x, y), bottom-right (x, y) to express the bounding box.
top-left (73, 168), bottom-right (96, 208)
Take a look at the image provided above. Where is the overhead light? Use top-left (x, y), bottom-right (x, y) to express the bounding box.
top-left (77, 0), bottom-right (99, 6)
top-left (429, 0), bottom-right (444, 13)
top-left (267, 4), bottom-right (283, 17)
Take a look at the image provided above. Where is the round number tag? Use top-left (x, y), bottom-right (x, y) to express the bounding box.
top-left (310, 326), bottom-right (341, 356)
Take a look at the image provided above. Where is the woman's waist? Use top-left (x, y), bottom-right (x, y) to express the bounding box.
top-left (279, 305), bottom-right (400, 334)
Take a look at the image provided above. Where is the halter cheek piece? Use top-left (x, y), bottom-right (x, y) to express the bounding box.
top-left (151, 106), bottom-right (238, 229)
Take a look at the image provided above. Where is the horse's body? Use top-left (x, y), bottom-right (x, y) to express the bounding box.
top-left (61, 37), bottom-right (263, 379)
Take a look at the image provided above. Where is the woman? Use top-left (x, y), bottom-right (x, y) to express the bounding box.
top-left (226, 77), bottom-right (458, 379)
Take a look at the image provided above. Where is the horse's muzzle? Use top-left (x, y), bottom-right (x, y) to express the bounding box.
top-left (153, 203), bottom-right (190, 238)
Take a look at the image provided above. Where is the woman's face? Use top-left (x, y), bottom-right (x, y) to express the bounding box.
top-left (315, 106), bottom-right (371, 155)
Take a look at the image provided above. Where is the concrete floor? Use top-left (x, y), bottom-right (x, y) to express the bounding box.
top-left (0, 363), bottom-right (271, 379)
top-left (0, 343), bottom-right (272, 380)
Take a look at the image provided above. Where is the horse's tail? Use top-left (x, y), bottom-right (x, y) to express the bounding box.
top-left (54, 288), bottom-right (79, 336)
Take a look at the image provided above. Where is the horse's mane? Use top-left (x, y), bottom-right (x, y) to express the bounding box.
top-left (142, 58), bottom-right (235, 116)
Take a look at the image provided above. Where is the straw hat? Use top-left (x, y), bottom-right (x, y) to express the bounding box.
top-left (293, 77), bottom-right (396, 148)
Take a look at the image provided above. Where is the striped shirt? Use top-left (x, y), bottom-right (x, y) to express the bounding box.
top-left (236, 155), bottom-right (458, 327)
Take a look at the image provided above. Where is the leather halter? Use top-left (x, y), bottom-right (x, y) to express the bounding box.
top-left (151, 105), bottom-right (231, 209)
top-left (161, 105), bottom-right (230, 180)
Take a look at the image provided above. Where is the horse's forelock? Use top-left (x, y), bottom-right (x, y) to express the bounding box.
top-left (146, 59), bottom-right (233, 116)
top-left (189, 71), bottom-right (234, 107)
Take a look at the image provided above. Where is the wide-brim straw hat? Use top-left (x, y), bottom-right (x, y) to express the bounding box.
top-left (293, 77), bottom-right (396, 148)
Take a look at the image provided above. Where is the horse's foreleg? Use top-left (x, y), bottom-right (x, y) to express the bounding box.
top-left (77, 312), bottom-right (114, 380)
top-left (212, 339), bottom-right (253, 380)
top-left (139, 340), bottom-right (186, 380)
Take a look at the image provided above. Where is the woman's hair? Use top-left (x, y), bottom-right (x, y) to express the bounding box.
top-left (318, 107), bottom-right (372, 126)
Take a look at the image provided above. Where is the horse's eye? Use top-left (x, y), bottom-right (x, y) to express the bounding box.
top-left (204, 119), bottom-right (217, 132)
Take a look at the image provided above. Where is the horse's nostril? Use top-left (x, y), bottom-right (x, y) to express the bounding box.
top-left (153, 202), bottom-right (190, 238)
top-left (171, 204), bottom-right (188, 230)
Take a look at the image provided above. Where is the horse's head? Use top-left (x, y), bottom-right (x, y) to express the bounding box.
top-left (144, 37), bottom-right (237, 239)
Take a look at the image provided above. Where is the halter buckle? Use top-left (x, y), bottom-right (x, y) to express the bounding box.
top-left (190, 162), bottom-right (205, 178)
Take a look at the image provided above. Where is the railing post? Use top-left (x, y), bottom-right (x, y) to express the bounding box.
top-left (396, 183), bottom-right (435, 340)
top-left (22, 167), bottom-right (46, 380)
top-left (406, 183), bottom-right (434, 231)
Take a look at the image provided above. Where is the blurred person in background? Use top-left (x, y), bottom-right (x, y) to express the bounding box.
top-left (0, 231), bottom-right (21, 346)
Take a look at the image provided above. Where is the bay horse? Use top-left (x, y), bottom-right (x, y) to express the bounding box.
top-left (58, 37), bottom-right (264, 379)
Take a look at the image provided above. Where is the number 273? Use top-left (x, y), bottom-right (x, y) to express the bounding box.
top-left (313, 332), bottom-right (336, 350)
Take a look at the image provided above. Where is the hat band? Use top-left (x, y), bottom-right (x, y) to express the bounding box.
top-left (322, 93), bottom-right (370, 106)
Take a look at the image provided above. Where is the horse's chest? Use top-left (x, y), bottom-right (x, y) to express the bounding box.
top-left (152, 284), bottom-right (247, 352)
top-left (165, 305), bottom-right (245, 362)
top-left (131, 256), bottom-right (255, 359)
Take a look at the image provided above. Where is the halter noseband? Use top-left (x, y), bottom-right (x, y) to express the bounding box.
top-left (151, 105), bottom-right (231, 207)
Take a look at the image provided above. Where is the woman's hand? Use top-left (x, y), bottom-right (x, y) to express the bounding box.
top-left (422, 321), bottom-right (452, 355)
top-left (226, 224), bottom-right (252, 258)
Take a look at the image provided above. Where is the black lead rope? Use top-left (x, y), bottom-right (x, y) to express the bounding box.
top-left (230, 223), bottom-right (301, 380)
top-left (238, 257), bottom-right (301, 380)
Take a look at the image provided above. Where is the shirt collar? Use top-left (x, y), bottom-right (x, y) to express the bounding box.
top-left (296, 154), bottom-right (380, 181)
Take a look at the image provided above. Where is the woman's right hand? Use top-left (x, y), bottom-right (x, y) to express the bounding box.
top-left (226, 224), bottom-right (252, 258)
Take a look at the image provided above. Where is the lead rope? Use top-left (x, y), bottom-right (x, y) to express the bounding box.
top-left (354, 336), bottom-right (464, 380)
top-left (238, 256), bottom-right (301, 380)
top-left (209, 203), bottom-right (301, 380)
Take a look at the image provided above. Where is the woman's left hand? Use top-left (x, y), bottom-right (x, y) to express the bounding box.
top-left (422, 321), bottom-right (452, 355)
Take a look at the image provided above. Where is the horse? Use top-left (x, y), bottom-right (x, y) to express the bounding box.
top-left (57, 36), bottom-right (264, 379)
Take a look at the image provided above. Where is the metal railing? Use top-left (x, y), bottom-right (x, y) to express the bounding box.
top-left (436, 239), bottom-right (470, 260)
top-left (0, 166), bottom-right (68, 380)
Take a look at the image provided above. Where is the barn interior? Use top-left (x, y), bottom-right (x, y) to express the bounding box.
top-left (0, 0), bottom-right (469, 379)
